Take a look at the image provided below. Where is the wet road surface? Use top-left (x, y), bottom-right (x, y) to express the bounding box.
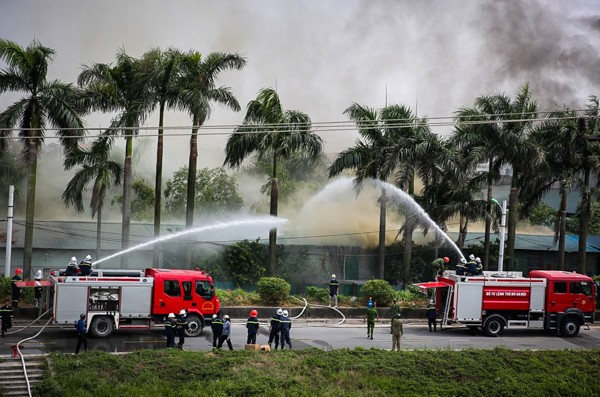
top-left (2, 319), bottom-right (599, 356)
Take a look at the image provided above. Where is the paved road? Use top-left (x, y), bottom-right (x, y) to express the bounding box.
top-left (2, 319), bottom-right (599, 356)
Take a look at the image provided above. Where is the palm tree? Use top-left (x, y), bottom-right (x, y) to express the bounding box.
top-left (0, 39), bottom-right (85, 278)
top-left (139, 48), bottom-right (183, 266)
top-left (78, 50), bottom-right (148, 268)
top-left (453, 101), bottom-right (506, 270)
top-left (177, 51), bottom-right (246, 267)
top-left (62, 135), bottom-right (123, 261)
top-left (225, 87), bottom-right (323, 276)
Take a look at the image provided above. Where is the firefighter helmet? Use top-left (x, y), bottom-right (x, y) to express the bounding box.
top-left (250, 309), bottom-right (258, 317)
top-left (179, 309), bottom-right (186, 316)
top-left (34, 270), bottom-right (42, 280)
top-left (469, 254), bottom-right (475, 261)
top-left (460, 258), bottom-right (467, 264)
top-left (443, 257), bottom-right (449, 263)
top-left (85, 255), bottom-right (92, 261)
top-left (277, 308), bottom-right (283, 315)
top-left (15, 268), bottom-right (22, 274)
top-left (331, 274), bottom-right (336, 279)
top-left (212, 314), bottom-right (217, 319)
top-left (223, 314), bottom-right (230, 320)
top-left (70, 257), bottom-right (77, 263)
top-left (475, 257), bottom-right (481, 263)
top-left (282, 310), bottom-right (289, 317)
top-left (168, 313), bottom-right (175, 318)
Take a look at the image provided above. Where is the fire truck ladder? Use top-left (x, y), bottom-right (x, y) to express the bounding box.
top-left (442, 285), bottom-right (454, 326)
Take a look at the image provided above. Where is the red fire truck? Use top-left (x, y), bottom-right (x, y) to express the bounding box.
top-left (46, 268), bottom-right (220, 338)
top-left (418, 270), bottom-right (596, 337)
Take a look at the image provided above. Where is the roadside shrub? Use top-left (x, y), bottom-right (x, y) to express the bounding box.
top-left (256, 277), bottom-right (290, 304)
top-left (360, 279), bottom-right (395, 307)
top-left (304, 286), bottom-right (328, 304)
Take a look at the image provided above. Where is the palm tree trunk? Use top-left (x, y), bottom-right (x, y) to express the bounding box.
top-left (377, 188), bottom-right (387, 279)
top-left (23, 137), bottom-right (38, 279)
top-left (557, 190), bottom-right (567, 270)
top-left (185, 120), bottom-right (199, 269)
top-left (96, 204), bottom-right (102, 265)
top-left (483, 159), bottom-right (493, 271)
top-left (506, 185), bottom-right (519, 271)
top-left (269, 154), bottom-right (279, 276)
top-left (121, 135), bottom-right (133, 269)
top-left (153, 104), bottom-right (165, 267)
top-left (458, 212), bottom-right (467, 249)
top-left (578, 165), bottom-right (591, 275)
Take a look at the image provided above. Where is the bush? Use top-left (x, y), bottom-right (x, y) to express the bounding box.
top-left (304, 286), bottom-right (328, 304)
top-left (256, 277), bottom-right (290, 304)
top-left (360, 279), bottom-right (395, 307)
top-left (216, 289), bottom-right (260, 306)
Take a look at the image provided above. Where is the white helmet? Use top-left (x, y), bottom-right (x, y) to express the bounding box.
top-left (168, 313), bottom-right (175, 318)
top-left (475, 257), bottom-right (481, 263)
top-left (212, 314), bottom-right (217, 319)
top-left (282, 310), bottom-right (289, 317)
top-left (179, 309), bottom-right (186, 316)
top-left (85, 255), bottom-right (92, 261)
top-left (429, 299), bottom-right (434, 305)
top-left (70, 257), bottom-right (77, 263)
top-left (469, 254), bottom-right (475, 261)
top-left (331, 274), bottom-right (336, 279)
top-left (460, 258), bottom-right (467, 264)
top-left (223, 314), bottom-right (230, 320)
top-left (277, 308), bottom-right (283, 315)
top-left (34, 270), bottom-right (43, 280)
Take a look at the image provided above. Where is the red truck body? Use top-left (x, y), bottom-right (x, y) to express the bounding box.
top-left (49, 268), bottom-right (220, 338)
top-left (420, 270), bottom-right (596, 337)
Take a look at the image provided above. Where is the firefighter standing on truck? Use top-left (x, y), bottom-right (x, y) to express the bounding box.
top-left (65, 257), bottom-right (78, 276)
top-left (164, 313), bottom-right (177, 348)
top-left (176, 309), bottom-right (188, 350)
top-left (79, 255), bottom-right (93, 276)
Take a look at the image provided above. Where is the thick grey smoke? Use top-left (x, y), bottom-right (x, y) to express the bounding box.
top-left (1, 1), bottom-right (599, 235)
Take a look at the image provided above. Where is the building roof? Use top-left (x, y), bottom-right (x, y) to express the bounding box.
top-left (453, 232), bottom-right (600, 254)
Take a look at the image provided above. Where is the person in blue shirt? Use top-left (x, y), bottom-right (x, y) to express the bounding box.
top-left (217, 315), bottom-right (233, 350)
top-left (75, 314), bottom-right (88, 353)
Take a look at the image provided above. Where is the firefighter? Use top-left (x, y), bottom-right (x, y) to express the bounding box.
top-left (466, 255), bottom-right (478, 276)
top-left (268, 308), bottom-right (282, 349)
top-left (279, 310), bottom-right (292, 349)
top-left (431, 257), bottom-right (449, 278)
top-left (1, 299), bottom-right (13, 338)
top-left (175, 309), bottom-right (188, 350)
top-left (246, 309), bottom-right (260, 345)
top-left (75, 313), bottom-right (88, 354)
top-left (389, 299), bottom-right (400, 334)
top-left (475, 257), bottom-right (483, 275)
top-left (34, 270), bottom-right (43, 308)
top-left (328, 274), bottom-right (339, 308)
top-left (11, 268), bottom-right (22, 308)
top-left (164, 313), bottom-right (177, 348)
top-left (79, 255), bottom-right (93, 276)
top-left (366, 304), bottom-right (378, 339)
top-left (391, 313), bottom-right (403, 351)
top-left (455, 258), bottom-right (468, 275)
top-left (211, 312), bottom-right (224, 348)
top-left (426, 299), bottom-right (437, 332)
top-left (217, 314), bottom-right (233, 350)
top-left (65, 257), bottom-right (78, 277)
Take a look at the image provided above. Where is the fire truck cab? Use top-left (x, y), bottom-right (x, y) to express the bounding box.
top-left (49, 268), bottom-right (220, 338)
top-left (420, 270), bottom-right (595, 337)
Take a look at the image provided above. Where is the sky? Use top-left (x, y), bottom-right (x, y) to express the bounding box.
top-left (0, 0), bottom-right (598, 246)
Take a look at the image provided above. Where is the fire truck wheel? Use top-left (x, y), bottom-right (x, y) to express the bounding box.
top-left (90, 316), bottom-right (114, 338)
top-left (560, 317), bottom-right (580, 337)
top-left (185, 314), bottom-right (204, 337)
top-left (483, 315), bottom-right (505, 337)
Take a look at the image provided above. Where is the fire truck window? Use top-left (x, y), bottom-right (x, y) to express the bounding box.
top-left (571, 281), bottom-right (592, 296)
top-left (554, 282), bottom-right (567, 294)
top-left (195, 280), bottom-right (212, 298)
top-left (182, 282), bottom-right (192, 300)
top-left (164, 280), bottom-right (180, 297)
